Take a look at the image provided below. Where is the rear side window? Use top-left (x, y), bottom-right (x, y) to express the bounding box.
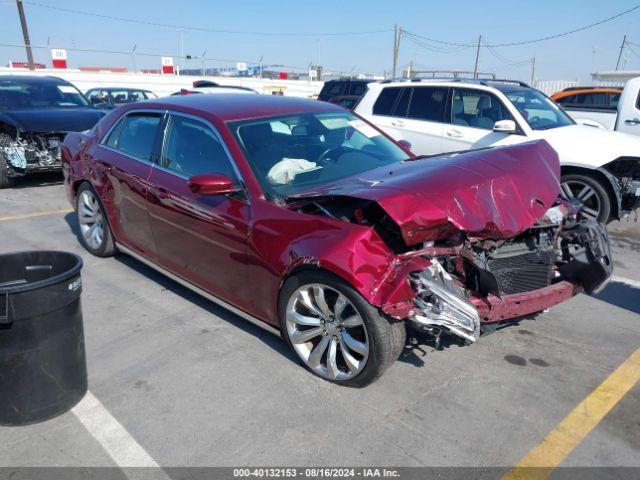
top-left (407, 87), bottom-right (447, 122)
top-left (349, 82), bottom-right (368, 96)
top-left (320, 82), bottom-right (346, 98)
top-left (372, 87), bottom-right (402, 115)
top-left (160, 115), bottom-right (237, 179)
top-left (104, 113), bottom-right (161, 160)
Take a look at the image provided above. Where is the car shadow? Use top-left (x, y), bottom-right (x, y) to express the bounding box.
top-left (62, 210), bottom-right (297, 364)
top-left (113, 254), bottom-right (298, 363)
top-left (10, 172), bottom-right (63, 189)
top-left (64, 212), bottom-right (80, 237)
top-left (594, 281), bottom-right (640, 315)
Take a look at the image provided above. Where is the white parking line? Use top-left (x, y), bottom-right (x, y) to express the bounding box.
top-left (612, 275), bottom-right (640, 288)
top-left (72, 391), bottom-right (167, 474)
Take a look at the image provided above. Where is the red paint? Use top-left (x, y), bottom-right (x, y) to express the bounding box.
top-left (62, 95), bottom-right (583, 331)
top-left (290, 141), bottom-right (561, 245)
top-left (472, 281), bottom-right (579, 323)
top-left (52, 59), bottom-right (67, 69)
top-left (188, 174), bottom-right (237, 195)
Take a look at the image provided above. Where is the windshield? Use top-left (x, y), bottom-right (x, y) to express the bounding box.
top-left (229, 111), bottom-right (410, 198)
top-left (0, 79), bottom-right (89, 109)
top-left (505, 89), bottom-right (574, 130)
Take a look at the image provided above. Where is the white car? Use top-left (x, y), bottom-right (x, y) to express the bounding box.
top-left (557, 77), bottom-right (640, 136)
top-left (355, 79), bottom-right (640, 222)
top-left (171, 80), bottom-right (258, 96)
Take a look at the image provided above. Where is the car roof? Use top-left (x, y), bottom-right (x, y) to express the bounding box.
top-left (0, 75), bottom-right (70, 85)
top-left (142, 93), bottom-right (341, 122)
top-left (88, 87), bottom-right (152, 92)
top-left (551, 87), bottom-right (622, 100)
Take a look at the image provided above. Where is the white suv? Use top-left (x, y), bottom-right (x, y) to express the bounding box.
top-left (355, 79), bottom-right (640, 222)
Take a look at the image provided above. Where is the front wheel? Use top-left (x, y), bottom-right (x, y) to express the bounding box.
top-left (279, 270), bottom-right (406, 388)
top-left (76, 183), bottom-right (116, 257)
top-left (560, 173), bottom-right (611, 223)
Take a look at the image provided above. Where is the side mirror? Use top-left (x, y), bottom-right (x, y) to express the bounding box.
top-left (188, 174), bottom-right (238, 195)
top-left (493, 120), bottom-right (517, 134)
top-left (398, 139), bottom-right (412, 151)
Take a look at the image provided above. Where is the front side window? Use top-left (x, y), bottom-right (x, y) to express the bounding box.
top-left (229, 110), bottom-right (410, 199)
top-left (407, 87), bottom-right (447, 122)
top-left (161, 116), bottom-right (237, 179)
top-left (451, 88), bottom-right (513, 130)
top-left (505, 89), bottom-right (574, 130)
top-left (107, 113), bottom-right (161, 160)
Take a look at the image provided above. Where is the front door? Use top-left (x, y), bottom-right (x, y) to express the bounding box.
top-left (440, 88), bottom-right (524, 152)
top-left (146, 113), bottom-right (251, 307)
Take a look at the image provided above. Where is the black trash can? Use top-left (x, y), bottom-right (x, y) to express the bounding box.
top-left (0, 251), bottom-right (87, 426)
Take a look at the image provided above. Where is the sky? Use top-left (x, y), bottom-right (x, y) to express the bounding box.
top-left (1, 0), bottom-right (640, 82)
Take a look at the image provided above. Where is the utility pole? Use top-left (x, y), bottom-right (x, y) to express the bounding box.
top-left (131, 44), bottom-right (137, 73)
top-left (530, 56), bottom-right (536, 85)
top-left (616, 35), bottom-right (627, 71)
top-left (16, 0), bottom-right (34, 70)
top-left (392, 25), bottom-right (402, 79)
top-left (473, 34), bottom-right (482, 79)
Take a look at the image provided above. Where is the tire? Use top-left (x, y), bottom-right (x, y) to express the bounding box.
top-left (560, 173), bottom-right (612, 223)
top-left (0, 150), bottom-right (14, 189)
top-left (279, 270), bottom-right (406, 388)
top-left (75, 183), bottom-right (116, 257)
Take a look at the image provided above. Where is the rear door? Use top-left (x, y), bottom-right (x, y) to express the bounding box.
top-left (400, 86), bottom-right (447, 154)
top-left (440, 88), bottom-right (523, 152)
top-left (95, 110), bottom-right (162, 256)
top-left (146, 112), bottom-right (251, 307)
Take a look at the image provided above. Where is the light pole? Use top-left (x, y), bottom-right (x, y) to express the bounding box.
top-left (176, 28), bottom-right (186, 73)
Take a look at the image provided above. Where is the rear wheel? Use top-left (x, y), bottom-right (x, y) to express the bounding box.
top-left (279, 270), bottom-right (406, 387)
top-left (560, 173), bottom-right (611, 223)
top-left (76, 183), bottom-right (116, 257)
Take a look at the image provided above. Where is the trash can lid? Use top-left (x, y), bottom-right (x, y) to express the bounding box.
top-left (0, 251), bottom-right (83, 294)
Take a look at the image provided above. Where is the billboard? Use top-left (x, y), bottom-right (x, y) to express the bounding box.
top-left (51, 49), bottom-right (68, 69)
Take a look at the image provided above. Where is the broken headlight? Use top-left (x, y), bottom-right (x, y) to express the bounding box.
top-left (411, 262), bottom-right (480, 343)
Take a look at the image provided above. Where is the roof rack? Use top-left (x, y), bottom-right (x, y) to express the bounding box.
top-left (379, 76), bottom-right (531, 88)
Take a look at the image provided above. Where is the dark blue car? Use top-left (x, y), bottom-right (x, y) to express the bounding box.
top-left (0, 75), bottom-right (105, 188)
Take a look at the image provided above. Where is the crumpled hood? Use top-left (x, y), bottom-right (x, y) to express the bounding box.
top-left (291, 140), bottom-right (561, 245)
top-left (0, 108), bottom-right (105, 133)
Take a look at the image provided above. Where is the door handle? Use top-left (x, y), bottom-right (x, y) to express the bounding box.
top-left (447, 129), bottom-right (463, 138)
top-left (624, 118), bottom-right (640, 125)
top-left (391, 120), bottom-right (405, 127)
top-left (156, 187), bottom-right (171, 199)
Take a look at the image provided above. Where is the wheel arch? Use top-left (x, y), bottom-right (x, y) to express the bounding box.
top-left (560, 165), bottom-right (620, 220)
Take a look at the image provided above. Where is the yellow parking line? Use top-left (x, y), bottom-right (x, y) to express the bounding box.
top-left (0, 208), bottom-right (73, 222)
top-left (502, 346), bottom-right (640, 480)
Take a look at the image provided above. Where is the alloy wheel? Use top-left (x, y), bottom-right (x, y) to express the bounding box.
top-left (78, 189), bottom-right (105, 250)
top-left (560, 180), bottom-right (601, 220)
top-left (286, 283), bottom-right (370, 381)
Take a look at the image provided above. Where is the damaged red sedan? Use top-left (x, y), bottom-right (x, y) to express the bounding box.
top-left (62, 94), bottom-right (612, 387)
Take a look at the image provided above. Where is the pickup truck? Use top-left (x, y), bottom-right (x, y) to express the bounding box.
top-left (557, 77), bottom-right (640, 135)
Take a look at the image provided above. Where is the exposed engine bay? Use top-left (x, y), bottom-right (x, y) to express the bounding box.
top-left (0, 132), bottom-right (64, 174)
top-left (291, 196), bottom-right (613, 345)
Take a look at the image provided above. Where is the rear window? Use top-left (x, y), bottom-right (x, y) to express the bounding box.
top-left (372, 87), bottom-right (402, 115)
